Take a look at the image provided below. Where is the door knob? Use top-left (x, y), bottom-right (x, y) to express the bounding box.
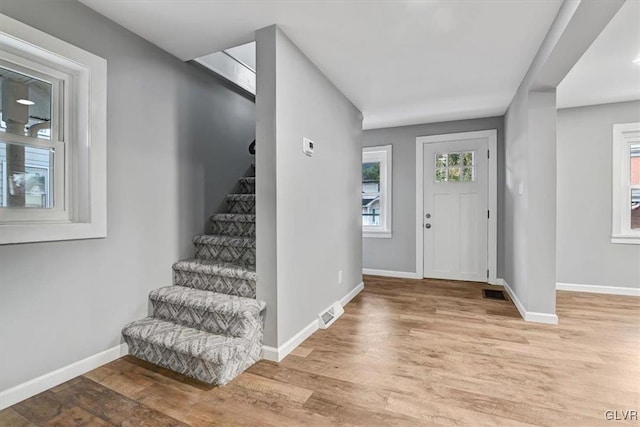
top-left (425, 223), bottom-right (431, 229)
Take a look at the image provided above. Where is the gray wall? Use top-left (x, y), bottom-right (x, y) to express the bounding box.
top-left (557, 101), bottom-right (640, 288)
top-left (525, 90), bottom-right (557, 315)
top-left (500, 0), bottom-right (625, 318)
top-left (362, 117), bottom-right (505, 275)
top-left (256, 26), bottom-right (362, 347)
top-left (503, 86), bottom-right (557, 316)
top-left (255, 26), bottom-right (278, 346)
top-left (503, 89), bottom-right (530, 308)
top-left (0, 0), bottom-right (255, 391)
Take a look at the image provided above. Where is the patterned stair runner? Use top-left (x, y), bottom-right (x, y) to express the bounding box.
top-left (122, 164), bottom-right (263, 385)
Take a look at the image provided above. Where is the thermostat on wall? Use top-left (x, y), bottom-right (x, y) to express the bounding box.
top-left (303, 137), bottom-right (315, 157)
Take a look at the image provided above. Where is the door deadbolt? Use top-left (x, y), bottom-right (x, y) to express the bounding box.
top-left (426, 213), bottom-right (431, 218)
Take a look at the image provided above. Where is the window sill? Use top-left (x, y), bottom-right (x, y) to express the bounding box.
top-left (1, 221), bottom-right (106, 245)
top-left (363, 231), bottom-right (392, 239)
top-left (611, 235), bottom-right (640, 245)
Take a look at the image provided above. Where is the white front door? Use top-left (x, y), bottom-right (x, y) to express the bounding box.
top-left (422, 137), bottom-right (489, 282)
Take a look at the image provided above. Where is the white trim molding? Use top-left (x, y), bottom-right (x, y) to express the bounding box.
top-left (0, 13), bottom-right (107, 244)
top-left (262, 318), bottom-right (318, 363)
top-left (362, 145), bottom-right (392, 238)
top-left (502, 279), bottom-right (559, 325)
top-left (611, 122), bottom-right (640, 245)
top-left (362, 268), bottom-right (419, 279)
top-left (363, 232), bottom-right (392, 239)
top-left (0, 343), bottom-right (128, 410)
top-left (415, 129), bottom-right (498, 282)
top-left (263, 282), bottom-right (364, 362)
top-left (557, 282), bottom-right (640, 296)
top-left (340, 281), bottom-right (365, 306)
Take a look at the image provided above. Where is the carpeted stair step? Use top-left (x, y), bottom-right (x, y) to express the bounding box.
top-left (238, 177), bottom-right (255, 194)
top-left (193, 235), bottom-right (256, 265)
top-left (149, 286), bottom-right (265, 339)
top-left (210, 213), bottom-right (255, 237)
top-left (226, 194), bottom-right (255, 214)
top-left (173, 259), bottom-right (256, 298)
top-left (122, 317), bottom-right (262, 385)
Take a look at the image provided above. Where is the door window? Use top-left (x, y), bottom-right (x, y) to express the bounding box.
top-left (434, 151), bottom-right (475, 183)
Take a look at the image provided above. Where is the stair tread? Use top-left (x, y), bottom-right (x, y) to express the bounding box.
top-left (123, 164), bottom-right (262, 385)
top-left (193, 235), bottom-right (255, 248)
top-left (226, 194), bottom-right (255, 200)
top-left (173, 258), bottom-right (255, 278)
top-left (150, 286), bottom-right (265, 313)
top-left (122, 317), bottom-right (251, 364)
top-left (210, 213), bottom-right (255, 222)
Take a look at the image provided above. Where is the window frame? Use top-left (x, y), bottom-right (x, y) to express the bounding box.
top-left (362, 145), bottom-right (392, 238)
top-left (0, 57), bottom-right (68, 221)
top-left (0, 13), bottom-right (107, 245)
top-left (611, 122), bottom-right (640, 245)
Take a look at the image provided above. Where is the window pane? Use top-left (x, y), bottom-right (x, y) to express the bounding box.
top-left (0, 66), bottom-right (52, 140)
top-left (448, 152), bottom-right (461, 166)
top-left (632, 189), bottom-right (640, 230)
top-left (435, 153), bottom-right (447, 168)
top-left (362, 161), bottom-right (381, 225)
top-left (462, 167), bottom-right (474, 182)
top-left (0, 141), bottom-right (53, 208)
top-left (449, 167), bottom-right (461, 182)
top-left (435, 168), bottom-right (447, 183)
top-left (362, 162), bottom-right (380, 193)
top-left (631, 143), bottom-right (640, 186)
top-left (462, 151), bottom-right (474, 166)
top-left (362, 204), bottom-right (380, 226)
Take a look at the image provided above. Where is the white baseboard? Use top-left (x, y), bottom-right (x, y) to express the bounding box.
top-left (262, 318), bottom-right (318, 363)
top-left (522, 310), bottom-right (559, 324)
top-left (557, 282), bottom-right (640, 296)
top-left (502, 279), bottom-right (558, 325)
top-left (362, 268), bottom-right (418, 279)
top-left (501, 278), bottom-right (527, 320)
top-left (262, 346), bottom-right (279, 361)
top-left (262, 282), bottom-right (364, 363)
top-left (340, 281), bottom-right (364, 306)
top-left (0, 343), bottom-right (128, 410)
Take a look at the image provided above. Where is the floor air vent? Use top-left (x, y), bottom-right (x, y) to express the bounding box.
top-left (482, 289), bottom-right (507, 300)
top-left (318, 301), bottom-right (344, 329)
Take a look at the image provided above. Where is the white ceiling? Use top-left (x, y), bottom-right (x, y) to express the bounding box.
top-left (80, 0), bottom-right (563, 129)
top-left (557, 0), bottom-right (640, 109)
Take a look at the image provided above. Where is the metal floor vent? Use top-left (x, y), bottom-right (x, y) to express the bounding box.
top-left (318, 301), bottom-right (344, 329)
top-left (482, 289), bottom-right (507, 300)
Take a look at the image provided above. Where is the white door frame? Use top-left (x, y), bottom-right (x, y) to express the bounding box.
top-left (415, 129), bottom-right (498, 284)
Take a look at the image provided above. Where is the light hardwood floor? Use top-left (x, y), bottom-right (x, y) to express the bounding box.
top-left (2, 276), bottom-right (639, 426)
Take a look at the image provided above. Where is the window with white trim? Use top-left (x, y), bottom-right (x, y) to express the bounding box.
top-left (362, 145), bottom-right (392, 238)
top-left (0, 62), bottom-right (64, 219)
top-left (0, 14), bottom-right (107, 244)
top-left (612, 122), bottom-right (640, 244)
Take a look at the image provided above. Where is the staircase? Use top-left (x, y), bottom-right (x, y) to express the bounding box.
top-left (122, 164), bottom-right (264, 385)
